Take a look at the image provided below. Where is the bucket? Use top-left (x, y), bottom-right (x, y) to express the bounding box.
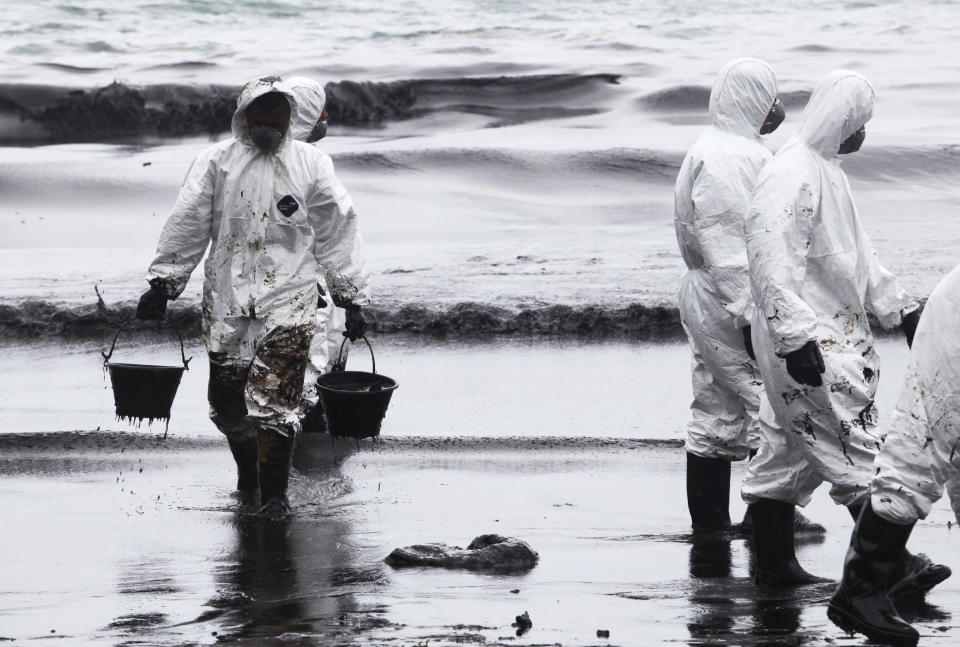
top-left (314, 335), bottom-right (398, 440)
top-left (102, 319), bottom-right (192, 433)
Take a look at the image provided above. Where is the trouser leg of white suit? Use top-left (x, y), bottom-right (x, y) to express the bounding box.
top-left (742, 398), bottom-right (823, 505)
top-left (947, 476), bottom-right (960, 524)
top-left (684, 351), bottom-right (758, 460)
top-left (679, 273), bottom-right (762, 461)
top-left (302, 303), bottom-right (333, 414)
top-left (207, 316), bottom-right (262, 442)
top-left (325, 306), bottom-right (349, 373)
top-left (207, 316), bottom-right (316, 440)
top-left (245, 322), bottom-right (315, 436)
top-left (745, 336), bottom-right (879, 507)
top-left (871, 370), bottom-right (960, 524)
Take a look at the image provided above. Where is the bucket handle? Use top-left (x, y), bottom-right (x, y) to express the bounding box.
top-left (102, 318), bottom-right (192, 369)
top-left (333, 334), bottom-right (375, 375)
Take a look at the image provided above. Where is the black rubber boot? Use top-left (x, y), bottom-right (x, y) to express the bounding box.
top-left (793, 509), bottom-right (827, 535)
top-left (827, 502), bottom-right (919, 647)
top-left (751, 498), bottom-right (830, 586)
top-left (739, 450), bottom-right (825, 536)
top-left (890, 550), bottom-right (952, 607)
top-left (227, 436), bottom-right (259, 500)
top-left (686, 452), bottom-right (731, 533)
top-left (846, 502), bottom-right (952, 606)
top-left (740, 506), bottom-right (826, 536)
top-left (256, 428), bottom-right (296, 520)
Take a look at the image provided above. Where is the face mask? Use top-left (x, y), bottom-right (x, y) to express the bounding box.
top-left (249, 125), bottom-right (283, 153)
top-left (838, 126), bottom-right (866, 154)
top-left (760, 98), bottom-right (785, 135)
top-left (306, 119), bottom-right (328, 143)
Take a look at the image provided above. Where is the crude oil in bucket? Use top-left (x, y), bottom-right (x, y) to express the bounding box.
top-left (312, 336), bottom-right (398, 439)
top-left (102, 319), bottom-right (191, 432)
top-left (107, 363), bottom-right (185, 426)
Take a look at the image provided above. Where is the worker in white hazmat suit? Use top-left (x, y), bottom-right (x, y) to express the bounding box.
top-left (285, 76), bottom-right (368, 430)
top-left (136, 75), bottom-right (370, 518)
top-left (740, 70), bottom-right (948, 592)
top-left (828, 268), bottom-right (960, 646)
top-left (675, 58), bottom-right (797, 533)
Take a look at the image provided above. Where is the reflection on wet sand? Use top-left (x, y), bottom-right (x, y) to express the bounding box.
top-left (211, 515), bottom-right (357, 642)
top-left (207, 451), bottom-right (393, 645)
top-left (687, 536), bottom-right (736, 642)
top-left (686, 533), bottom-right (833, 647)
top-left (2, 426), bottom-right (958, 646)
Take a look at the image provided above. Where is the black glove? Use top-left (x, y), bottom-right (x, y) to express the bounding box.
top-left (742, 325), bottom-right (756, 361)
top-left (343, 306), bottom-right (367, 341)
top-left (901, 309), bottom-right (921, 348)
top-left (784, 340), bottom-right (825, 387)
top-left (136, 283), bottom-right (168, 321)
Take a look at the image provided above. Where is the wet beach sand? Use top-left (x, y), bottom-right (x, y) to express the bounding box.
top-left (1, 337), bottom-right (958, 646)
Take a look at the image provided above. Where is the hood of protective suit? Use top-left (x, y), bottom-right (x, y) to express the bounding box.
top-left (709, 58), bottom-right (777, 139)
top-left (797, 69), bottom-right (874, 158)
top-left (286, 76), bottom-right (326, 142)
top-left (231, 75), bottom-right (299, 149)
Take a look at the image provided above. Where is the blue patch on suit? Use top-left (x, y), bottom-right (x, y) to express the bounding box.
top-left (277, 195), bottom-right (299, 217)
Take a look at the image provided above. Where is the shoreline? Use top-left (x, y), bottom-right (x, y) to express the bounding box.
top-left (0, 297), bottom-right (916, 342)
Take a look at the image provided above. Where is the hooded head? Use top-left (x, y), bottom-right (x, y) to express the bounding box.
top-left (286, 76), bottom-right (327, 143)
top-left (797, 70), bottom-right (875, 158)
top-left (709, 58), bottom-right (778, 138)
top-left (231, 75), bottom-right (299, 153)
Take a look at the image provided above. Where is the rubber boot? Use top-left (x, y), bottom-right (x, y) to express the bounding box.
top-left (891, 551), bottom-right (952, 607)
top-left (793, 509), bottom-right (827, 535)
top-left (846, 502), bottom-right (951, 606)
top-left (740, 505), bottom-right (826, 536)
top-left (686, 452), bottom-right (731, 533)
top-left (739, 451), bottom-right (825, 536)
top-left (257, 428), bottom-right (296, 520)
top-left (227, 436), bottom-right (259, 501)
top-left (827, 502), bottom-right (919, 647)
top-left (751, 498), bottom-right (830, 586)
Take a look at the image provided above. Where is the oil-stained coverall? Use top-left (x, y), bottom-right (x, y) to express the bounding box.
top-left (675, 57), bottom-right (776, 461)
top-left (143, 76), bottom-right (368, 512)
top-left (674, 58), bottom-right (776, 532)
top-left (872, 265), bottom-right (960, 524)
top-left (741, 70), bottom-right (918, 508)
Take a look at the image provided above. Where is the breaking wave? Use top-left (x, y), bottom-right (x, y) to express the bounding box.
top-left (0, 73), bottom-right (622, 144)
top-left (0, 298), bottom-right (684, 340)
top-left (333, 147), bottom-right (682, 181)
top-left (0, 431), bottom-right (683, 454)
top-left (0, 297), bottom-right (913, 342)
top-left (635, 85), bottom-right (811, 112)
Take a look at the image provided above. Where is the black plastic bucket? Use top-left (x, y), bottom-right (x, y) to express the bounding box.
top-left (314, 336), bottom-right (398, 439)
top-left (102, 319), bottom-right (191, 431)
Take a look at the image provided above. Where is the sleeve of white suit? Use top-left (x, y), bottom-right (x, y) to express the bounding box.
top-left (307, 155), bottom-right (371, 308)
top-left (863, 243), bottom-right (918, 329)
top-left (689, 156), bottom-right (760, 327)
top-left (146, 150), bottom-right (216, 299)
top-left (744, 169), bottom-right (820, 356)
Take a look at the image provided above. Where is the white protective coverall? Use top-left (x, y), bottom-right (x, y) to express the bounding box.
top-left (741, 70), bottom-right (918, 506)
top-left (285, 76), bottom-right (366, 413)
top-left (147, 76), bottom-right (369, 439)
top-left (674, 58), bottom-right (775, 460)
top-left (871, 265), bottom-right (960, 524)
